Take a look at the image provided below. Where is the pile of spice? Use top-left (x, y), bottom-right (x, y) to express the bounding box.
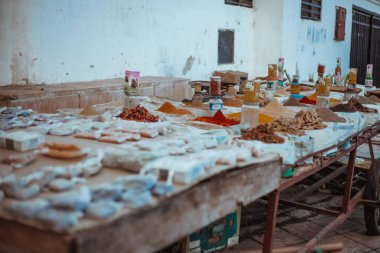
top-left (240, 124), bottom-right (284, 144)
top-left (299, 96), bottom-right (315, 105)
top-left (299, 93), bottom-right (340, 105)
top-left (222, 99), bottom-right (243, 107)
top-left (331, 98), bottom-right (378, 113)
top-left (369, 95), bottom-right (380, 103)
top-left (269, 117), bottom-right (305, 136)
top-left (316, 108), bottom-right (346, 123)
top-left (117, 105), bottom-right (159, 122)
top-left (227, 112), bottom-right (274, 124)
top-left (283, 97), bottom-right (305, 107)
top-left (295, 111), bottom-right (327, 130)
top-left (355, 96), bottom-right (376, 105)
top-left (260, 100), bottom-right (296, 119)
top-left (194, 110), bottom-right (239, 127)
top-left (157, 102), bottom-right (192, 115)
top-left (275, 88), bottom-right (288, 97)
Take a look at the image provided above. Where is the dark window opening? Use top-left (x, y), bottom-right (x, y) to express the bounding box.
top-left (225, 0), bottom-right (253, 8)
top-left (218, 29), bottom-right (234, 65)
top-left (301, 0), bottom-right (322, 21)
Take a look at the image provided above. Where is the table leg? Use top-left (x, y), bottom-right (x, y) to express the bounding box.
top-left (263, 190), bottom-right (280, 253)
top-left (342, 148), bottom-right (357, 213)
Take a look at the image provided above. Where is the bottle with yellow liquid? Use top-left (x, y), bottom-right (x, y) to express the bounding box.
top-left (316, 77), bottom-right (331, 109)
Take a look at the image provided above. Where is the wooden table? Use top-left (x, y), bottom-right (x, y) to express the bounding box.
top-left (0, 135), bottom-right (281, 253)
top-left (262, 122), bottom-right (380, 253)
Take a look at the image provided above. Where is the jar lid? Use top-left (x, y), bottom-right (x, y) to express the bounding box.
top-left (211, 76), bottom-right (222, 81)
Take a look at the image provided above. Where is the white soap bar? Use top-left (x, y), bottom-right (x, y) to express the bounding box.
top-left (0, 131), bottom-right (45, 151)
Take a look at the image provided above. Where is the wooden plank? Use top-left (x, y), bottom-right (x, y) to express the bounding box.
top-left (0, 219), bottom-right (73, 253)
top-left (0, 159), bottom-right (280, 253)
top-left (72, 159), bottom-right (280, 253)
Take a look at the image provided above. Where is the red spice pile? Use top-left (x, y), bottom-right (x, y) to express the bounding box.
top-left (194, 110), bottom-right (239, 127)
top-left (299, 96), bottom-right (316, 105)
top-left (117, 105), bottom-right (159, 122)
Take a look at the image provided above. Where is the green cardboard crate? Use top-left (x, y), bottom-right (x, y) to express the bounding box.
top-left (188, 207), bottom-right (241, 253)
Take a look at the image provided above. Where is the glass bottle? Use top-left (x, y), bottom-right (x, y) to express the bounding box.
top-left (348, 68), bottom-right (358, 88)
top-left (191, 82), bottom-right (203, 107)
top-left (290, 75), bottom-right (301, 97)
top-left (335, 57), bottom-right (341, 76)
top-left (365, 64), bottom-right (374, 89)
top-left (277, 58), bottom-right (285, 86)
top-left (264, 82), bottom-right (275, 105)
top-left (209, 76), bottom-right (223, 116)
top-left (240, 88), bottom-right (260, 131)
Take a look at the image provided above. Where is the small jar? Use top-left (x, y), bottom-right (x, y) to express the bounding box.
top-left (291, 84), bottom-right (301, 94)
top-left (192, 82), bottom-right (203, 106)
top-left (267, 64), bottom-right (278, 81)
top-left (210, 76), bottom-right (222, 96)
top-left (348, 68), bottom-right (357, 86)
top-left (317, 64), bottom-right (325, 78)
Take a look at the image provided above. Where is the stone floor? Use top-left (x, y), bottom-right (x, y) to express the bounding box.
top-left (224, 193), bottom-right (380, 253)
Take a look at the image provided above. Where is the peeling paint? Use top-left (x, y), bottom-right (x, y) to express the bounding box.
top-left (182, 56), bottom-right (194, 75)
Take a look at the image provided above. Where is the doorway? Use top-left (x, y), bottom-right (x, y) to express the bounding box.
top-left (350, 7), bottom-right (380, 86)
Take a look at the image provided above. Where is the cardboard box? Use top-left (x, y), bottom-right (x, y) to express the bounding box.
top-left (187, 207), bottom-right (241, 253)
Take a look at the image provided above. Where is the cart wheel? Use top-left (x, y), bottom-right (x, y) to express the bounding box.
top-left (364, 159), bottom-right (380, 235)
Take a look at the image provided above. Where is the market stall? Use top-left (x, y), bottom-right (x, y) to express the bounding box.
top-left (1, 70), bottom-right (380, 253)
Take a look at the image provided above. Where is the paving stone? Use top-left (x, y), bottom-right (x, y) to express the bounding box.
top-left (253, 227), bottom-right (304, 248)
top-left (303, 192), bottom-right (331, 204)
top-left (281, 221), bottom-right (335, 241)
top-left (289, 209), bottom-right (314, 220)
top-left (348, 206), bottom-right (366, 226)
top-left (309, 214), bottom-right (363, 234)
top-left (320, 234), bottom-right (371, 253)
top-left (222, 238), bottom-right (262, 252)
top-left (345, 228), bottom-right (380, 249)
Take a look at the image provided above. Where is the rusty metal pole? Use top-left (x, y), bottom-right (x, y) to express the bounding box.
top-left (342, 148), bottom-right (357, 213)
top-left (263, 190), bottom-right (280, 253)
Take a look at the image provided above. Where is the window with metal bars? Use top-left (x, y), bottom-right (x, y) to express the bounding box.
top-left (225, 0), bottom-right (253, 8)
top-left (301, 0), bottom-right (322, 21)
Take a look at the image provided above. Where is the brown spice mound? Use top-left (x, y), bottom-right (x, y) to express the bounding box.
top-left (331, 98), bottom-right (377, 113)
top-left (118, 105), bottom-right (159, 122)
top-left (240, 124), bottom-right (284, 144)
top-left (355, 96), bottom-right (376, 105)
top-left (283, 97), bottom-right (305, 107)
top-left (316, 108), bottom-right (346, 123)
top-left (269, 117), bottom-right (305, 136)
top-left (369, 95), bottom-right (380, 103)
top-left (157, 102), bottom-right (192, 115)
top-left (330, 103), bottom-right (356, 113)
top-left (295, 111), bottom-right (327, 130)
